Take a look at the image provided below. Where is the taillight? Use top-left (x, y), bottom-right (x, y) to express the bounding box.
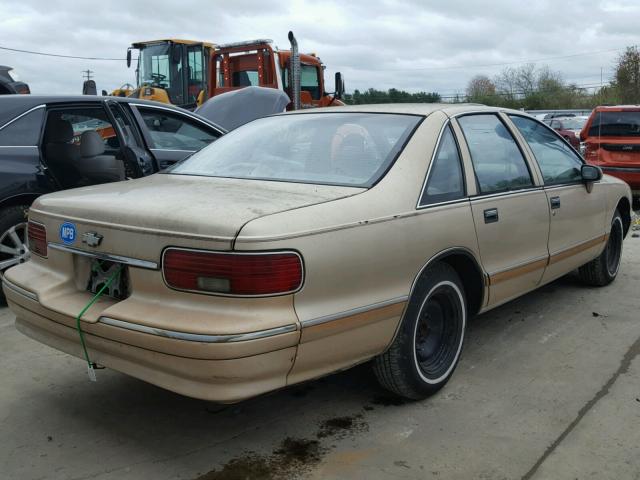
top-left (27, 221), bottom-right (47, 257)
top-left (585, 141), bottom-right (600, 159)
top-left (163, 249), bottom-right (303, 296)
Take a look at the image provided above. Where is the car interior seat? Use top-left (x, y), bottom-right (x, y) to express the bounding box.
top-left (78, 130), bottom-right (125, 184)
top-left (43, 116), bottom-right (82, 188)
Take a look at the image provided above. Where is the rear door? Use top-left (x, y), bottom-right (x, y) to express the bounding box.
top-left (508, 114), bottom-right (607, 283)
top-left (455, 113), bottom-right (550, 307)
top-left (130, 104), bottom-right (222, 169)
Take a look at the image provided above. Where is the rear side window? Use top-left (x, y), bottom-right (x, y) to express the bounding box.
top-left (420, 125), bottom-right (465, 206)
top-left (509, 115), bottom-right (582, 186)
top-left (458, 114), bottom-right (533, 194)
top-left (0, 108), bottom-right (44, 146)
top-left (588, 111), bottom-right (640, 137)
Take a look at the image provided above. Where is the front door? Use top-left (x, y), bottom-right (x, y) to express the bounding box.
top-left (507, 114), bottom-right (608, 283)
top-left (456, 113), bottom-right (550, 307)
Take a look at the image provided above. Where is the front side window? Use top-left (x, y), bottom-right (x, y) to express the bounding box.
top-left (0, 108), bottom-right (44, 146)
top-left (420, 125), bottom-right (465, 206)
top-left (170, 113), bottom-right (421, 187)
top-left (138, 107), bottom-right (220, 151)
top-left (282, 65), bottom-right (322, 100)
top-left (509, 115), bottom-right (583, 186)
top-left (458, 114), bottom-right (533, 194)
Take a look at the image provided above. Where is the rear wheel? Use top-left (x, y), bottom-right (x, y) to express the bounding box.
top-left (578, 209), bottom-right (624, 287)
top-left (373, 262), bottom-right (466, 400)
top-left (0, 205), bottom-right (31, 305)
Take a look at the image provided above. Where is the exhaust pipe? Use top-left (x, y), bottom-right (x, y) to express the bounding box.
top-left (288, 31), bottom-right (301, 110)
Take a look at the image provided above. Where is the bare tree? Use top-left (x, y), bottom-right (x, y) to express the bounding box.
top-left (466, 75), bottom-right (496, 102)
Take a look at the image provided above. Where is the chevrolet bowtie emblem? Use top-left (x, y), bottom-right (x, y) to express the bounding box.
top-left (82, 232), bottom-right (103, 247)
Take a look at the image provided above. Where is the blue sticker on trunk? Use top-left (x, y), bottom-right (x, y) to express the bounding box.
top-left (60, 222), bottom-right (76, 245)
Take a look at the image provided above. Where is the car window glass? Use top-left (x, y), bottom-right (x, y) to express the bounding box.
top-left (509, 115), bottom-right (583, 186)
top-left (458, 114), bottom-right (533, 194)
top-left (0, 108), bottom-right (45, 146)
top-left (420, 125), bottom-right (465, 205)
top-left (170, 113), bottom-right (421, 188)
top-left (588, 110), bottom-right (640, 137)
top-left (138, 107), bottom-right (220, 151)
top-left (46, 107), bottom-right (120, 152)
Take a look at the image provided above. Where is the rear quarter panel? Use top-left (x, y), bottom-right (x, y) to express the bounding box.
top-left (235, 112), bottom-right (483, 382)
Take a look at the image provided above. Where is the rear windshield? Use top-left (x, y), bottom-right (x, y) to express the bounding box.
top-left (168, 113), bottom-right (421, 187)
top-left (588, 111), bottom-right (640, 137)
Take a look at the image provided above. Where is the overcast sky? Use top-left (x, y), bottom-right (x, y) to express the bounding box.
top-left (1, 0), bottom-right (638, 97)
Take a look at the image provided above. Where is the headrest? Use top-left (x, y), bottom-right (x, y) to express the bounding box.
top-left (45, 118), bottom-right (74, 143)
top-left (80, 130), bottom-right (105, 157)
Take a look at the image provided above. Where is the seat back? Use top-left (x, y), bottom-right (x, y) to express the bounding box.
top-left (44, 117), bottom-right (81, 187)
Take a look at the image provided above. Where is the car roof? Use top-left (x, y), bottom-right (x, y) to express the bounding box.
top-left (282, 103), bottom-right (527, 118)
top-left (593, 105), bottom-right (640, 112)
top-left (0, 95), bottom-right (210, 128)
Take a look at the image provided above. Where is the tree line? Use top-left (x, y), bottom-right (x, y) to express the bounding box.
top-left (344, 46), bottom-right (640, 109)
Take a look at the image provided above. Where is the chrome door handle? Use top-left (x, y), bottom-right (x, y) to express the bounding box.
top-left (484, 208), bottom-right (499, 224)
top-left (550, 196), bottom-right (561, 210)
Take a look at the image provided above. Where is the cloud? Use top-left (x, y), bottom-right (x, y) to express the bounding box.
top-left (0, 0), bottom-right (633, 96)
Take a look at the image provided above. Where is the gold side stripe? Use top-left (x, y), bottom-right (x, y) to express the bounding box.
top-left (489, 234), bottom-right (608, 285)
top-left (490, 258), bottom-right (548, 285)
top-left (548, 234), bottom-right (608, 265)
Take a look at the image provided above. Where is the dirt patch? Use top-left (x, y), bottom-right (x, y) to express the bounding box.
top-left (317, 414), bottom-right (368, 439)
top-left (196, 413), bottom-right (370, 479)
top-left (196, 437), bottom-right (326, 480)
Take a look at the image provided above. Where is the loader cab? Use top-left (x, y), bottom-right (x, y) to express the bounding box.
top-left (130, 40), bottom-right (213, 109)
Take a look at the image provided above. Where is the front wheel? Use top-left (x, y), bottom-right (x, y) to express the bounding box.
top-left (373, 262), bottom-right (466, 400)
top-left (578, 209), bottom-right (624, 287)
top-left (0, 205), bottom-right (31, 305)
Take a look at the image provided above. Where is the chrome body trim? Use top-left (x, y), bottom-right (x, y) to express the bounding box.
top-left (99, 317), bottom-right (297, 343)
top-left (161, 247), bottom-right (305, 298)
top-left (0, 145), bottom-right (39, 149)
top-left (0, 104), bottom-right (45, 132)
top-left (488, 254), bottom-right (549, 276)
top-left (150, 148), bottom-right (196, 153)
top-left (301, 295), bottom-right (409, 328)
top-left (1, 277), bottom-right (38, 301)
top-left (48, 243), bottom-right (158, 270)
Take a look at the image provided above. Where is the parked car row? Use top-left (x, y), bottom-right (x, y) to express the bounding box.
top-left (0, 95), bottom-right (226, 302)
top-left (2, 103), bottom-right (632, 403)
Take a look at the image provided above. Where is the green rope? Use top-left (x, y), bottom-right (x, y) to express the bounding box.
top-left (75, 264), bottom-right (123, 381)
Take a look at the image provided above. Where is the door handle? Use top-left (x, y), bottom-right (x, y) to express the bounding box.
top-left (484, 208), bottom-right (499, 224)
top-left (550, 196), bottom-right (561, 210)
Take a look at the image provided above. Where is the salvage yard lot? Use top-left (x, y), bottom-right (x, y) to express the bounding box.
top-left (1, 235), bottom-right (639, 480)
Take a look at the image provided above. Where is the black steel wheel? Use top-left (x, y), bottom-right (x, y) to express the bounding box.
top-left (578, 209), bottom-right (624, 287)
top-left (374, 261), bottom-right (467, 399)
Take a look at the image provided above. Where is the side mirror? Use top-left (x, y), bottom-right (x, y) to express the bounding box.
top-left (582, 164), bottom-right (602, 183)
top-left (334, 72), bottom-right (345, 100)
top-left (126, 48), bottom-right (132, 68)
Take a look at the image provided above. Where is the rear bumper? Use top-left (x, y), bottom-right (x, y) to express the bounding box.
top-left (3, 277), bottom-right (298, 403)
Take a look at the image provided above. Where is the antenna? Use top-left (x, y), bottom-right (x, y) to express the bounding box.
top-left (82, 69), bottom-right (94, 81)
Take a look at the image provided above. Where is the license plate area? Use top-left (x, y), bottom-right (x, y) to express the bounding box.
top-left (86, 259), bottom-right (129, 300)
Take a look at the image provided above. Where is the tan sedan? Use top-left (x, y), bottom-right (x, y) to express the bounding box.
top-left (3, 104), bottom-right (633, 403)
